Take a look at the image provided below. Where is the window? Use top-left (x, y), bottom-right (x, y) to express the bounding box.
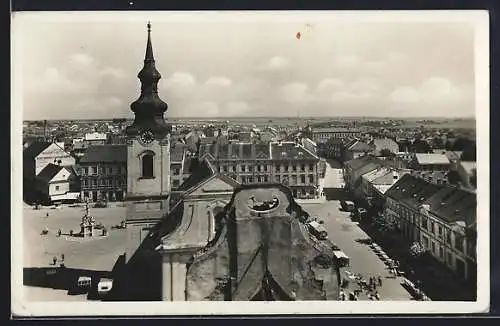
top-left (447, 252), bottom-right (453, 266)
top-left (55, 185), bottom-right (60, 191)
top-left (248, 165), bottom-right (253, 172)
top-left (257, 165), bottom-right (261, 172)
top-left (232, 165), bottom-right (236, 172)
top-left (83, 167), bottom-right (88, 175)
top-left (455, 233), bottom-right (464, 252)
top-left (107, 167), bottom-right (113, 174)
top-left (301, 175), bottom-right (306, 184)
top-left (431, 241), bottom-right (436, 253)
top-left (142, 154), bottom-right (154, 178)
top-left (301, 164), bottom-right (305, 171)
top-left (242, 165), bottom-right (246, 172)
top-left (430, 221), bottom-right (435, 234)
top-left (173, 180), bottom-right (180, 188)
top-left (309, 164), bottom-right (314, 171)
top-left (438, 225), bottom-right (443, 237)
top-left (292, 165), bottom-right (296, 172)
top-left (92, 179), bottom-right (97, 186)
top-left (263, 165), bottom-right (268, 172)
top-left (275, 164), bottom-right (280, 172)
top-left (439, 246), bottom-right (444, 259)
top-left (309, 175), bottom-right (314, 184)
top-left (276, 175), bottom-right (281, 183)
top-left (264, 175), bottom-right (269, 182)
top-left (223, 165), bottom-right (228, 173)
top-left (291, 175), bottom-right (297, 184)
top-left (248, 176), bottom-right (253, 183)
top-left (422, 235), bottom-right (429, 249)
top-left (421, 216), bottom-right (428, 230)
top-left (446, 230), bottom-right (452, 245)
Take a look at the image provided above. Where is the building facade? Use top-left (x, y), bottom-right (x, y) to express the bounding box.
top-left (383, 174), bottom-right (476, 281)
top-left (199, 140), bottom-right (320, 199)
top-left (311, 128), bottom-right (362, 143)
top-left (78, 145), bottom-right (127, 202)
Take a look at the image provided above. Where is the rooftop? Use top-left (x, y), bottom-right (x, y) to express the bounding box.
top-left (36, 163), bottom-right (66, 183)
top-left (23, 141), bottom-right (52, 159)
top-left (270, 141), bottom-right (318, 161)
top-left (415, 153), bottom-right (450, 165)
top-left (79, 144), bottom-right (127, 164)
top-left (386, 174), bottom-right (476, 227)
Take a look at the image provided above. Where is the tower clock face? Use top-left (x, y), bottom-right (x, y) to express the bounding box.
top-left (139, 130), bottom-right (154, 145)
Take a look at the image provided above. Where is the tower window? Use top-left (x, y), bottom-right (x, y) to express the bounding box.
top-left (142, 153), bottom-right (154, 178)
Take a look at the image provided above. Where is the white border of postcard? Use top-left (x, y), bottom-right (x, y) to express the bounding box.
top-left (11, 10), bottom-right (490, 316)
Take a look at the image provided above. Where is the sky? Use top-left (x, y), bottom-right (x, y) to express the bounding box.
top-left (14, 11), bottom-right (482, 120)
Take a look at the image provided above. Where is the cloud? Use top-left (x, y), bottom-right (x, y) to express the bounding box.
top-left (333, 55), bottom-right (360, 70)
top-left (68, 53), bottom-right (95, 68)
top-left (186, 101), bottom-right (220, 117)
top-left (205, 76), bottom-right (232, 88)
top-left (316, 78), bottom-right (344, 93)
top-left (225, 101), bottom-right (252, 115)
top-left (99, 67), bottom-right (126, 80)
top-left (420, 76), bottom-right (460, 101)
top-left (390, 86), bottom-right (421, 103)
top-left (280, 82), bottom-right (310, 103)
top-left (163, 72), bottom-right (197, 88)
top-left (390, 76), bottom-right (463, 104)
top-left (257, 56), bottom-right (291, 71)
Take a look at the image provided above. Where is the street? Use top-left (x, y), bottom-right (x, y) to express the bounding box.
top-left (301, 201), bottom-right (413, 301)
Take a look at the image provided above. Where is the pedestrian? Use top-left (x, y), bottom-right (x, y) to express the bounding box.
top-left (57, 229), bottom-right (62, 237)
top-left (52, 256), bottom-right (57, 265)
top-left (61, 253), bottom-right (64, 262)
top-left (378, 275), bottom-right (382, 287)
top-left (46, 212), bottom-right (49, 217)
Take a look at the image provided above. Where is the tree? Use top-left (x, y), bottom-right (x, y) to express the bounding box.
top-left (460, 142), bottom-right (476, 161)
top-left (379, 148), bottom-right (396, 157)
top-left (409, 242), bottom-right (426, 257)
top-left (469, 168), bottom-right (477, 188)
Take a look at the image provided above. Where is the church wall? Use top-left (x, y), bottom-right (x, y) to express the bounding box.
top-left (127, 138), bottom-right (171, 197)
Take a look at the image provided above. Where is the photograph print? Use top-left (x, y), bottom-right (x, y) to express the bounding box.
top-left (11, 10), bottom-right (489, 316)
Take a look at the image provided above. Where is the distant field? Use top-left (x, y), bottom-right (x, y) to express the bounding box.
top-left (23, 116), bottom-right (476, 130)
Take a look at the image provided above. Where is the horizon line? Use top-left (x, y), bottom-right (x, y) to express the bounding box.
top-left (23, 116), bottom-right (476, 122)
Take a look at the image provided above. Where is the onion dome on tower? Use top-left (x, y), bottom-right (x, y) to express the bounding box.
top-left (126, 22), bottom-right (171, 137)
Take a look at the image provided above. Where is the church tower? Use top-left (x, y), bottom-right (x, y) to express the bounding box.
top-left (125, 22), bottom-right (171, 262)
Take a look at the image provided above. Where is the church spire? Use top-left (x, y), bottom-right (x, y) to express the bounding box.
top-left (145, 21), bottom-right (154, 62)
top-left (126, 22), bottom-right (170, 137)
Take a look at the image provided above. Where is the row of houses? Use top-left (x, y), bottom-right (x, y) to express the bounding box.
top-left (23, 135), bottom-right (322, 203)
top-left (343, 155), bottom-right (477, 282)
top-left (198, 139), bottom-right (321, 199)
top-left (317, 137), bottom-right (400, 162)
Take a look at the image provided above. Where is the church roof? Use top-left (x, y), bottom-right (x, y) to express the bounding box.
top-left (184, 184), bottom-right (341, 301)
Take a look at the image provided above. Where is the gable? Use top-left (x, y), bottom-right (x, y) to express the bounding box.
top-left (38, 143), bottom-right (68, 158)
top-left (188, 175), bottom-right (237, 196)
top-left (51, 167), bottom-right (71, 182)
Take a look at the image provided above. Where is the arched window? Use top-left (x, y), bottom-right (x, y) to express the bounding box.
top-left (142, 154), bottom-right (154, 178)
